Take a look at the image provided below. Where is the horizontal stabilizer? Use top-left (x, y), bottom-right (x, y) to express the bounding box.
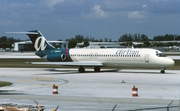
top-left (29, 62), bottom-right (103, 67)
top-left (5, 32), bottom-right (39, 34)
top-left (6, 30), bottom-right (55, 51)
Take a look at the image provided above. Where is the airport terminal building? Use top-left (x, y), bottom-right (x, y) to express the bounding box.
top-left (13, 40), bottom-right (180, 51)
top-left (13, 41), bottom-right (68, 51)
top-left (13, 41), bottom-right (125, 51)
top-left (76, 42), bottom-right (125, 49)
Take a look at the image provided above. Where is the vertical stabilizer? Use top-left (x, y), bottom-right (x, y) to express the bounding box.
top-left (27, 30), bottom-right (55, 51)
top-left (6, 30), bottom-right (55, 52)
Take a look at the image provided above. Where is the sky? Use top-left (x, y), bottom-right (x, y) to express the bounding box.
top-left (1, 0), bottom-right (180, 41)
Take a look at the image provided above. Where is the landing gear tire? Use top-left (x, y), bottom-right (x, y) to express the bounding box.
top-left (78, 66), bottom-right (85, 73)
top-left (160, 70), bottom-right (165, 73)
top-left (94, 66), bottom-right (100, 72)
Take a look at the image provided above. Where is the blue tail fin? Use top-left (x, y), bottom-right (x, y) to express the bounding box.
top-left (26, 30), bottom-right (55, 52)
top-left (6, 30), bottom-right (55, 52)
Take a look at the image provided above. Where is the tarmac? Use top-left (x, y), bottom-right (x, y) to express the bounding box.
top-left (0, 52), bottom-right (39, 58)
top-left (0, 51), bottom-right (179, 110)
top-left (0, 68), bottom-right (180, 111)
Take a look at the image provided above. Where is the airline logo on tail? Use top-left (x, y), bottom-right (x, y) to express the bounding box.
top-left (5, 30), bottom-right (55, 52)
top-left (34, 36), bottom-right (47, 51)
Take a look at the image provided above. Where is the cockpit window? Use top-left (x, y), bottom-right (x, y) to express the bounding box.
top-left (156, 51), bottom-right (166, 57)
top-left (159, 53), bottom-right (166, 57)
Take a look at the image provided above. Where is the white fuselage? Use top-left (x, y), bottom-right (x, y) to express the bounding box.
top-left (69, 48), bottom-right (174, 68)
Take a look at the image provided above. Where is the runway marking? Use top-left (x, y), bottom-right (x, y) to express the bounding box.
top-left (58, 79), bottom-right (68, 86)
top-left (36, 77), bottom-right (54, 81)
top-left (17, 78), bottom-right (68, 87)
top-left (17, 77), bottom-right (54, 82)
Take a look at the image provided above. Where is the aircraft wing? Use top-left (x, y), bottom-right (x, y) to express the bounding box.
top-left (30, 61), bottom-right (103, 67)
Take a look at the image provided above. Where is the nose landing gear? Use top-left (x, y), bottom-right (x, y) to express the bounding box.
top-left (160, 68), bottom-right (165, 73)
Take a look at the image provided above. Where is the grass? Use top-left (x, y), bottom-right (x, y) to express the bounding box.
top-left (0, 81), bottom-right (12, 87)
top-left (0, 59), bottom-right (57, 68)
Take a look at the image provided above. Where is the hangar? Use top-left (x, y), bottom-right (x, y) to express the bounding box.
top-left (76, 42), bottom-right (126, 48)
top-left (13, 41), bottom-right (68, 51)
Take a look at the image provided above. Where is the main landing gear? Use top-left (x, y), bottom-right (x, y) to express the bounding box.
top-left (78, 66), bottom-right (101, 73)
top-left (78, 66), bottom-right (85, 73)
top-left (160, 68), bottom-right (165, 73)
top-left (94, 66), bottom-right (100, 72)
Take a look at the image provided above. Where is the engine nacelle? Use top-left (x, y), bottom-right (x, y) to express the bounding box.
top-left (61, 54), bottom-right (66, 61)
top-left (46, 53), bottom-right (67, 62)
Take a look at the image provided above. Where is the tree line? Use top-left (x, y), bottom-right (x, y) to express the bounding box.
top-left (66, 34), bottom-right (180, 48)
top-left (153, 34), bottom-right (180, 41)
top-left (0, 36), bottom-right (21, 49)
top-left (1, 33), bottom-right (180, 49)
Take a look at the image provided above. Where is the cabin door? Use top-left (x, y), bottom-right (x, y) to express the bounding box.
top-left (145, 54), bottom-right (149, 62)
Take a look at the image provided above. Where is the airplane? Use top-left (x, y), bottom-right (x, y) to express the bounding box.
top-left (6, 30), bottom-right (174, 73)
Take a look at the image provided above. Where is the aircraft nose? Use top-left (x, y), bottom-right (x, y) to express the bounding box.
top-left (168, 58), bottom-right (174, 67)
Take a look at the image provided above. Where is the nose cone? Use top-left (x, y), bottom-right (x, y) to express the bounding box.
top-left (167, 58), bottom-right (174, 67)
top-left (156, 57), bottom-right (174, 68)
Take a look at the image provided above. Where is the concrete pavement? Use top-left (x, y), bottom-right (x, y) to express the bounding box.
top-left (0, 68), bottom-right (180, 110)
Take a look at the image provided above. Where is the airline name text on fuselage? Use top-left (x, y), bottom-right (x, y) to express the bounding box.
top-left (116, 49), bottom-right (139, 55)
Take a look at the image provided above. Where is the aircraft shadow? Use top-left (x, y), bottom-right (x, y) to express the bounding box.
top-left (117, 70), bottom-right (175, 74)
top-left (36, 68), bottom-right (119, 75)
top-left (34, 68), bottom-right (176, 75)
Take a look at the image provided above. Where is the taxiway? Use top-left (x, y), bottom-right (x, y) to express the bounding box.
top-left (0, 68), bottom-right (180, 110)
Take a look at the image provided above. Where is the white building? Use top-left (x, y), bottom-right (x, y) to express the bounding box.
top-left (76, 42), bottom-right (125, 49)
top-left (13, 41), bottom-right (68, 51)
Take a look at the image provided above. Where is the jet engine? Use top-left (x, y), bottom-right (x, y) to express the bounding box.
top-left (46, 53), bottom-right (67, 62)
